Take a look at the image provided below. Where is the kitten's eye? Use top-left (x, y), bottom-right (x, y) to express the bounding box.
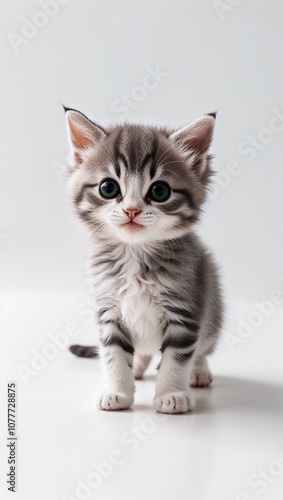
top-left (99, 179), bottom-right (120, 199)
top-left (148, 182), bottom-right (171, 202)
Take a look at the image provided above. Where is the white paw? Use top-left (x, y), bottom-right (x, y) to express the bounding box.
top-left (190, 369), bottom-right (213, 388)
top-left (154, 391), bottom-right (195, 414)
top-left (97, 391), bottom-right (133, 411)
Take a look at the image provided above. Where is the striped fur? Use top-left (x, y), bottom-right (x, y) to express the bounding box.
top-left (69, 345), bottom-right (99, 358)
top-left (65, 109), bottom-right (223, 414)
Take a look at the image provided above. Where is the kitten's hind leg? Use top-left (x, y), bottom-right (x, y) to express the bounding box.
top-left (190, 355), bottom-right (213, 388)
top-left (133, 354), bottom-right (152, 380)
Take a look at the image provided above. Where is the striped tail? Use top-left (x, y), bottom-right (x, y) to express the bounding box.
top-left (69, 345), bottom-right (99, 358)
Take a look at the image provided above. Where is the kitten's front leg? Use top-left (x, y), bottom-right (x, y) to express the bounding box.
top-left (98, 321), bottom-right (135, 411)
top-left (154, 317), bottom-right (198, 414)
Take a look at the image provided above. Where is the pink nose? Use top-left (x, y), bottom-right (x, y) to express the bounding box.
top-left (123, 208), bottom-right (141, 219)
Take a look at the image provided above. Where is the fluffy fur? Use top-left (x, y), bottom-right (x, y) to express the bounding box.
top-left (65, 108), bottom-right (223, 414)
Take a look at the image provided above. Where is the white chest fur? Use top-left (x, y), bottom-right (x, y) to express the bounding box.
top-left (116, 249), bottom-right (164, 354)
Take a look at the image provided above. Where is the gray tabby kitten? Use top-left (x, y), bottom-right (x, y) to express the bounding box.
top-left (65, 107), bottom-right (223, 414)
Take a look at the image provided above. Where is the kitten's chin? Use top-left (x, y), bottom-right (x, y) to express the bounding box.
top-left (115, 224), bottom-right (150, 244)
top-left (113, 223), bottom-right (190, 245)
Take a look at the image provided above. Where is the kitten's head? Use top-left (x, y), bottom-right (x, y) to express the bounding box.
top-left (65, 108), bottom-right (215, 244)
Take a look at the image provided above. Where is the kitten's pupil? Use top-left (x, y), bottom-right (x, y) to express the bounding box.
top-left (150, 182), bottom-right (171, 202)
top-left (99, 179), bottom-right (120, 199)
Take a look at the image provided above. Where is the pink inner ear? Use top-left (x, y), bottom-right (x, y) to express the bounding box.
top-left (185, 133), bottom-right (203, 152)
top-left (68, 118), bottom-right (92, 151)
top-left (186, 122), bottom-right (212, 153)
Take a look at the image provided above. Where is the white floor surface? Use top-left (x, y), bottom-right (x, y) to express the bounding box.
top-left (1, 292), bottom-right (283, 500)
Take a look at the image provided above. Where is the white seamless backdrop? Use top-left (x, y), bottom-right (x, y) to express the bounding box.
top-left (0, 0), bottom-right (282, 300)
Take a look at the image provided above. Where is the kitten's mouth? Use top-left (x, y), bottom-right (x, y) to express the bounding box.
top-left (123, 221), bottom-right (144, 229)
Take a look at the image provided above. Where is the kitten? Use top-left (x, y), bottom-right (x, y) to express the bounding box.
top-left (65, 107), bottom-right (223, 414)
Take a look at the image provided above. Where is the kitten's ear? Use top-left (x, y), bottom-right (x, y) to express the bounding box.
top-left (64, 107), bottom-right (106, 164)
top-left (169, 113), bottom-right (216, 176)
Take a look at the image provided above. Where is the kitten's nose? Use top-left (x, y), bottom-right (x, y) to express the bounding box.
top-left (123, 208), bottom-right (141, 220)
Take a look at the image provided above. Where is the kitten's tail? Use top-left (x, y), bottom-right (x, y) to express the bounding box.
top-left (69, 345), bottom-right (99, 358)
